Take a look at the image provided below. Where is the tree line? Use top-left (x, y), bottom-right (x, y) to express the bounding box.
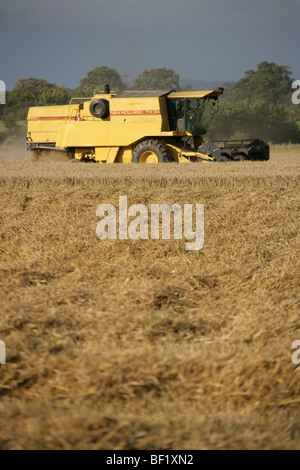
top-left (208, 62), bottom-right (300, 144)
top-left (0, 62), bottom-right (299, 144)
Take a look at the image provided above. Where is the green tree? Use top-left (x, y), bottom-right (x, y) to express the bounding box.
top-left (2, 78), bottom-right (69, 130)
top-left (131, 68), bottom-right (180, 90)
top-left (208, 62), bottom-right (300, 143)
top-left (234, 61), bottom-right (293, 104)
top-left (73, 66), bottom-right (125, 97)
top-left (37, 86), bottom-right (70, 106)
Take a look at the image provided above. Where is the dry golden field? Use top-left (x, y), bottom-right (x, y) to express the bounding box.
top-left (0, 144), bottom-right (299, 449)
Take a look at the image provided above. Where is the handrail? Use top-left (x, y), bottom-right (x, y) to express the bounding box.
top-left (69, 97), bottom-right (93, 105)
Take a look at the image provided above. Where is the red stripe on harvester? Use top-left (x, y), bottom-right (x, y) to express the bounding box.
top-left (29, 116), bottom-right (77, 120)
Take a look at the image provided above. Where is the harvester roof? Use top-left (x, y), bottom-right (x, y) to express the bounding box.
top-left (169, 89), bottom-right (224, 99)
top-left (114, 90), bottom-right (172, 98)
top-left (114, 88), bottom-right (224, 99)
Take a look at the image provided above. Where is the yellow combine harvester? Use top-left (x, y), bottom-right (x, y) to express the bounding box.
top-left (26, 85), bottom-right (269, 163)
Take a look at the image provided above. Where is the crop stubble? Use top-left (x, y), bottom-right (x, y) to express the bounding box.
top-left (0, 146), bottom-right (299, 449)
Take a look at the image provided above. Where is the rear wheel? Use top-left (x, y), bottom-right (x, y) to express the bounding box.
top-left (132, 139), bottom-right (172, 163)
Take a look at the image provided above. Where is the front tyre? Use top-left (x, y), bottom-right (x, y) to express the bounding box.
top-left (132, 139), bottom-right (172, 163)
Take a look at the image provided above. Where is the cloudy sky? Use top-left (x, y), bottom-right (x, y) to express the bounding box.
top-left (0, 0), bottom-right (299, 90)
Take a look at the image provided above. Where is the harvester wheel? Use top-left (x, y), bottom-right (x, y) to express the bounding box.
top-left (132, 139), bottom-right (172, 163)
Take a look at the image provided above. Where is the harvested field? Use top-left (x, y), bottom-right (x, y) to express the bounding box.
top-left (0, 145), bottom-right (299, 449)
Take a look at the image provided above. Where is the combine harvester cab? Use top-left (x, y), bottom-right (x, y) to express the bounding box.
top-left (26, 85), bottom-right (269, 163)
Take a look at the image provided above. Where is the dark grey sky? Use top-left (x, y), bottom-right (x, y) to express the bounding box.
top-left (0, 0), bottom-right (299, 90)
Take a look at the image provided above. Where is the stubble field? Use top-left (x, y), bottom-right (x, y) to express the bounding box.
top-left (0, 145), bottom-right (299, 449)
